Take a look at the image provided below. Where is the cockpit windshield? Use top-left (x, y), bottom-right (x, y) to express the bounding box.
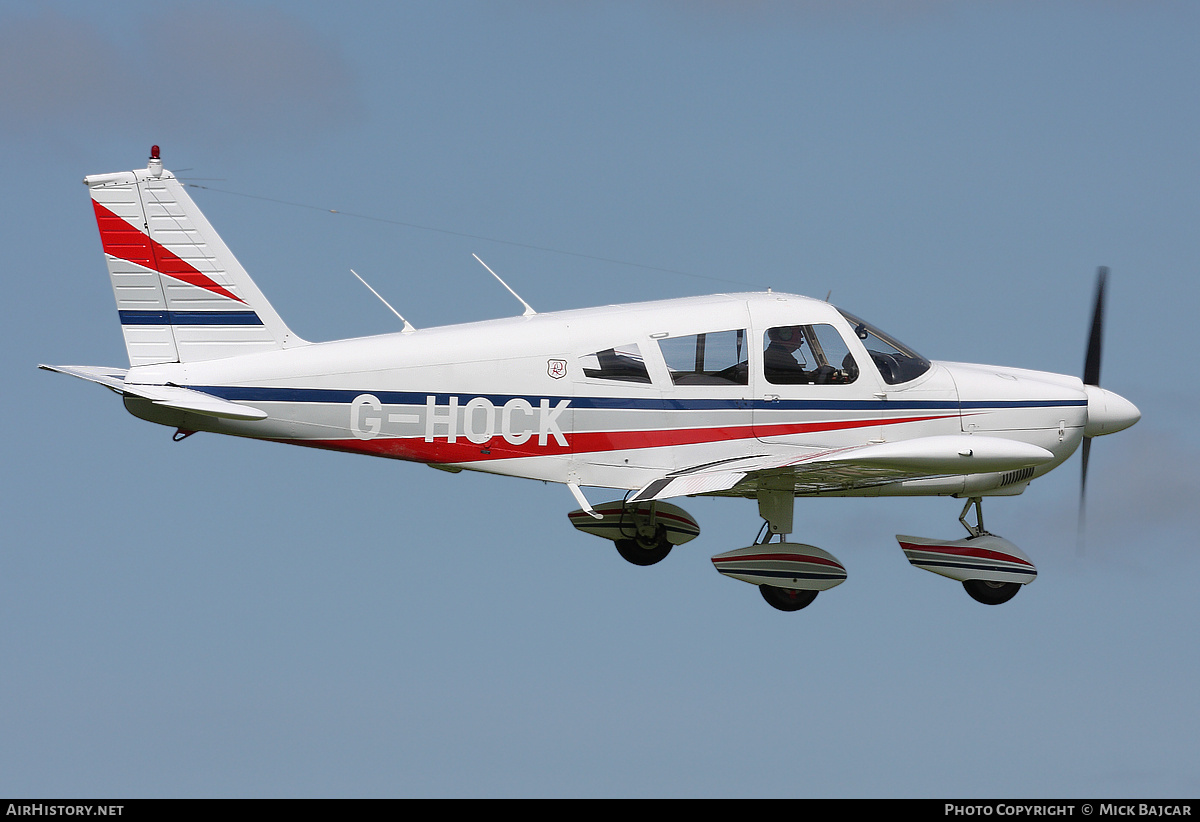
top-left (837, 309), bottom-right (931, 385)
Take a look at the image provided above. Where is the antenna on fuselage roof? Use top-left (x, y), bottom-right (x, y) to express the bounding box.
top-left (473, 253), bottom-right (536, 316)
top-left (351, 269), bottom-right (416, 333)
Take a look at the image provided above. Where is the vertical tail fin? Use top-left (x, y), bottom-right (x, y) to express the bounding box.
top-left (85, 146), bottom-right (306, 365)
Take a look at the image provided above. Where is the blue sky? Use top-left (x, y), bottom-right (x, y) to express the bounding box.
top-left (3, 0), bottom-right (1198, 797)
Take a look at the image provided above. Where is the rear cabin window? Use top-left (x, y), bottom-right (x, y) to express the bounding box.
top-left (579, 343), bottom-right (652, 383)
top-left (659, 329), bottom-right (748, 385)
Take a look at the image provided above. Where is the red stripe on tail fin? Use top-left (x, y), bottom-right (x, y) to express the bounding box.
top-left (91, 200), bottom-right (246, 305)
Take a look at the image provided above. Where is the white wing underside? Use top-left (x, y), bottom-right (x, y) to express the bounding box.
top-left (627, 435), bottom-right (1055, 503)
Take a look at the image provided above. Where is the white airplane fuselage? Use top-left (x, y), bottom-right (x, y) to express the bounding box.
top-left (119, 291), bottom-right (1106, 499)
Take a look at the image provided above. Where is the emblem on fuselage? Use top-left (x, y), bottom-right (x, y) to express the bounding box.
top-left (547, 359), bottom-right (567, 379)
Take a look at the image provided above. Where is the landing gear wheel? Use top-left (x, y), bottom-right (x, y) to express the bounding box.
top-left (614, 526), bottom-right (672, 566)
top-left (759, 584), bottom-right (818, 612)
top-left (963, 579), bottom-right (1021, 605)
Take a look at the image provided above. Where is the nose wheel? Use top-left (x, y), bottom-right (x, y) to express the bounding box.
top-left (963, 579), bottom-right (1022, 605)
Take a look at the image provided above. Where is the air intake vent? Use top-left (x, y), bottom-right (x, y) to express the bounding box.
top-left (1000, 466), bottom-right (1036, 487)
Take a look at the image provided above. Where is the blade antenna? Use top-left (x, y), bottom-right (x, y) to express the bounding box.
top-left (351, 269), bottom-right (416, 333)
top-left (473, 253), bottom-right (536, 316)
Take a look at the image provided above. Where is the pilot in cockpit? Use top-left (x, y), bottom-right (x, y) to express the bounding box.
top-left (764, 326), bottom-right (812, 383)
top-left (765, 325), bottom-right (844, 385)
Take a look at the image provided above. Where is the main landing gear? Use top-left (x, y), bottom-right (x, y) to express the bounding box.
top-left (897, 497), bottom-right (1037, 606)
top-left (567, 499), bottom-right (701, 566)
top-left (712, 524), bottom-right (848, 612)
top-left (615, 525), bottom-right (672, 566)
top-left (711, 488), bottom-right (848, 612)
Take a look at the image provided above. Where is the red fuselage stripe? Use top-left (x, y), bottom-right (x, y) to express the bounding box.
top-left (286, 414), bottom-right (954, 464)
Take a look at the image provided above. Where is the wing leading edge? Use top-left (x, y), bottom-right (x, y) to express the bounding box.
top-left (627, 435), bottom-right (1055, 503)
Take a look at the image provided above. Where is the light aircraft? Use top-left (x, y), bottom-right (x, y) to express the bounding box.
top-left (43, 148), bottom-right (1141, 611)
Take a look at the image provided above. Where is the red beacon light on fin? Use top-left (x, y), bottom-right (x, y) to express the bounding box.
top-left (147, 145), bottom-right (163, 177)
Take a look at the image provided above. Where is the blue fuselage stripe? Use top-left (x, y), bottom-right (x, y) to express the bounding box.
top-left (191, 385), bottom-right (1084, 414)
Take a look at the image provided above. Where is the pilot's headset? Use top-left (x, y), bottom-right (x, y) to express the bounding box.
top-left (769, 326), bottom-right (804, 347)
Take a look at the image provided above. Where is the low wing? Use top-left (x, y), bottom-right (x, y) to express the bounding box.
top-left (40, 364), bottom-right (268, 421)
top-left (628, 435), bottom-right (1055, 503)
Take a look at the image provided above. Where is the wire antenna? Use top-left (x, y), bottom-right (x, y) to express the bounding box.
top-left (186, 182), bottom-right (764, 286)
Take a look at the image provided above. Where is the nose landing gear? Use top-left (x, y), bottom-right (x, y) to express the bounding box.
top-left (898, 497), bottom-right (1037, 606)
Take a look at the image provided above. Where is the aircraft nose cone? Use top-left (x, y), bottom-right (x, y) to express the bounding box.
top-left (1084, 385), bottom-right (1141, 437)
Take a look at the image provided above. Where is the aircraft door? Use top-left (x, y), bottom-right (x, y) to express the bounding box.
top-left (750, 303), bottom-right (884, 448)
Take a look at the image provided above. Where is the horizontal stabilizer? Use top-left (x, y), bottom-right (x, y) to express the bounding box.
top-left (38, 364), bottom-right (129, 392)
top-left (41, 364), bottom-right (267, 421)
top-left (123, 383), bottom-right (268, 420)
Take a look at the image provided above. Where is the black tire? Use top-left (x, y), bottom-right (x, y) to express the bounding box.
top-left (963, 579), bottom-right (1021, 605)
top-left (759, 584), bottom-right (818, 612)
top-left (614, 528), bottom-right (672, 566)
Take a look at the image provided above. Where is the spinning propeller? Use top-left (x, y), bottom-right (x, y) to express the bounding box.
top-left (1078, 267), bottom-right (1140, 545)
top-left (1080, 266), bottom-right (1107, 523)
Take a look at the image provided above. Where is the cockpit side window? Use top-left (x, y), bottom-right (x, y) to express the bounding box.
top-left (764, 324), bottom-right (859, 385)
top-left (658, 329), bottom-right (748, 385)
top-left (579, 343), bottom-right (652, 383)
top-left (837, 310), bottom-right (932, 385)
